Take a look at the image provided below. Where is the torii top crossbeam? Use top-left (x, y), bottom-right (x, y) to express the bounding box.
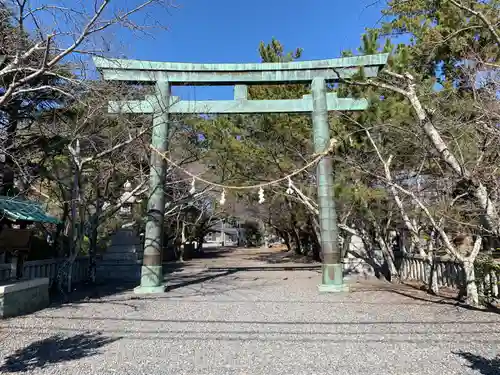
top-left (92, 53), bottom-right (389, 115)
top-left (92, 54), bottom-right (389, 85)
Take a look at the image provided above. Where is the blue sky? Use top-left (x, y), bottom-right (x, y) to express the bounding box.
top-left (127, 0), bottom-right (387, 62)
top-left (102, 0), bottom-right (389, 100)
top-left (26, 0), bottom-right (390, 100)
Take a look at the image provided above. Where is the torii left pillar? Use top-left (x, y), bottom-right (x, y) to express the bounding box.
top-left (134, 79), bottom-right (170, 294)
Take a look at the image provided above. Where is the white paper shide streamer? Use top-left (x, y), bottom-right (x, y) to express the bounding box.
top-left (286, 177), bottom-right (293, 195)
top-left (258, 187), bottom-right (265, 204)
top-left (189, 177), bottom-right (196, 195)
top-left (219, 189), bottom-right (226, 205)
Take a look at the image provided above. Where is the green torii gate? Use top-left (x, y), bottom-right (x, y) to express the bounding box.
top-left (93, 53), bottom-right (388, 294)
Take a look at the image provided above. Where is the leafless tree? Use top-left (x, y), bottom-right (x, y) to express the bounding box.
top-left (0, 0), bottom-right (176, 108)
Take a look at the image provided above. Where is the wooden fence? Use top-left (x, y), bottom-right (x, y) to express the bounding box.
top-left (0, 257), bottom-right (90, 285)
top-left (400, 254), bottom-right (500, 302)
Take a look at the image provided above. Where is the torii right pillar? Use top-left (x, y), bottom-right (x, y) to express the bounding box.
top-left (311, 77), bottom-right (347, 293)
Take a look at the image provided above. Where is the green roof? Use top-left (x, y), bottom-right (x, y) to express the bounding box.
top-left (0, 196), bottom-right (61, 224)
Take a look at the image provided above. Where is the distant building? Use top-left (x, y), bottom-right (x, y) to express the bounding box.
top-left (204, 222), bottom-right (240, 245)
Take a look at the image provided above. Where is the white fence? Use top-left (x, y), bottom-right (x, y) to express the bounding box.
top-left (0, 257), bottom-right (90, 285)
top-left (400, 255), bottom-right (500, 302)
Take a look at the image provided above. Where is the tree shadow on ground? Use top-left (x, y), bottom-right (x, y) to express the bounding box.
top-left (54, 264), bottom-right (242, 306)
top-left (49, 261), bottom-right (187, 308)
top-left (206, 265), bottom-right (321, 272)
top-left (183, 246), bottom-right (237, 261)
top-left (0, 333), bottom-right (120, 373)
top-left (164, 268), bottom-right (239, 292)
top-left (387, 283), bottom-right (500, 315)
top-left (58, 247), bottom-right (236, 304)
top-left (64, 265), bottom-right (317, 304)
top-left (154, 265), bottom-right (319, 298)
top-left (50, 280), bottom-right (141, 310)
top-left (49, 248), bottom-right (318, 307)
top-left (248, 249), bottom-right (319, 264)
top-left (454, 351), bottom-right (500, 375)
top-left (163, 264), bottom-right (319, 293)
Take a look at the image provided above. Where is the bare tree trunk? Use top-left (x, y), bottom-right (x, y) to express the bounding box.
top-left (175, 236), bottom-right (183, 262)
top-left (54, 201), bottom-right (69, 258)
top-left (181, 221), bottom-right (186, 244)
top-left (282, 231), bottom-right (292, 252)
top-left (66, 139), bottom-right (83, 294)
top-left (291, 228), bottom-right (302, 255)
top-left (274, 228), bottom-right (291, 252)
top-left (0, 109), bottom-right (17, 196)
top-left (374, 233), bottom-right (399, 282)
top-left (463, 260), bottom-right (479, 307)
top-left (357, 229), bottom-right (386, 279)
top-left (88, 191), bottom-right (102, 284)
top-left (427, 232), bottom-right (439, 295)
top-left (197, 235), bottom-right (204, 252)
top-left (428, 259), bottom-right (439, 294)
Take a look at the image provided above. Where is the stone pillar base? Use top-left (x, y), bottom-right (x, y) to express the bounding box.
top-left (134, 265), bottom-right (164, 294)
top-left (318, 263), bottom-right (348, 293)
top-left (133, 285), bottom-right (165, 294)
top-left (317, 283), bottom-right (349, 293)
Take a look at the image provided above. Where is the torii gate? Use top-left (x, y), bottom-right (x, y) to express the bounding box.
top-left (93, 53), bottom-right (388, 294)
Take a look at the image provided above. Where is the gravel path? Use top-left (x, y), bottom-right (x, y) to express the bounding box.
top-left (1, 247), bottom-right (499, 375)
